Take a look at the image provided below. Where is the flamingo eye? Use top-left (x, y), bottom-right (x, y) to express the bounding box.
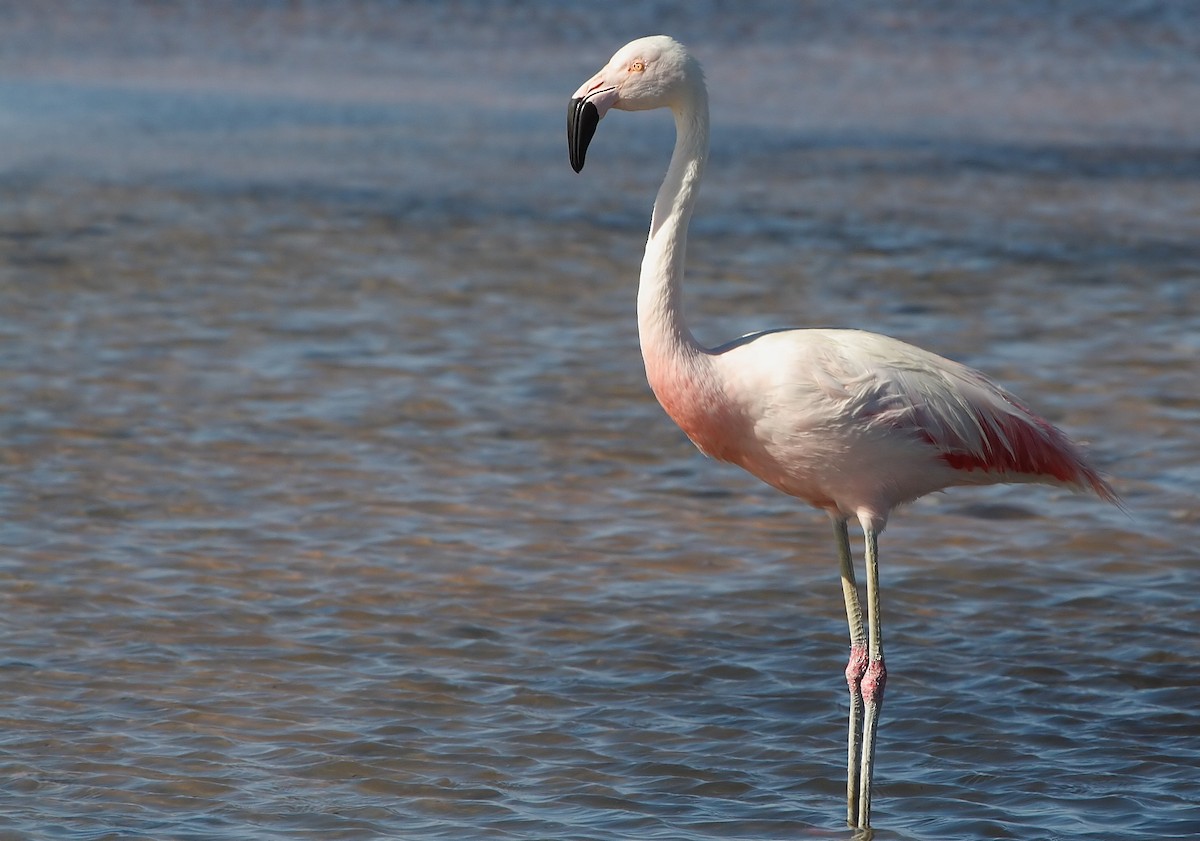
top-left (629, 59), bottom-right (646, 72)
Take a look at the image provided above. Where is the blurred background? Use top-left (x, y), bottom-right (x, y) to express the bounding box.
top-left (1, 2), bottom-right (1198, 839)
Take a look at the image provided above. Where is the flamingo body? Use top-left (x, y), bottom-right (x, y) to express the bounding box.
top-left (652, 325), bottom-right (1114, 523)
top-left (567, 35), bottom-right (1115, 830)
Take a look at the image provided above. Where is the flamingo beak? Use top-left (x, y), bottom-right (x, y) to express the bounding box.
top-left (567, 85), bottom-right (618, 173)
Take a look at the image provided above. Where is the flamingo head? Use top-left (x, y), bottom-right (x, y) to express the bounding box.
top-left (568, 35), bottom-right (700, 173)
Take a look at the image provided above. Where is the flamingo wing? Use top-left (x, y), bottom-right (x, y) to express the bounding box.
top-left (812, 330), bottom-right (1115, 498)
top-left (718, 329), bottom-right (1116, 502)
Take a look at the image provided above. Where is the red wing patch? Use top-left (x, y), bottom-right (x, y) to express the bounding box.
top-left (937, 404), bottom-right (1116, 502)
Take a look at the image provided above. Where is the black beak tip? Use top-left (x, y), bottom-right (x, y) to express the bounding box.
top-left (568, 97), bottom-right (600, 173)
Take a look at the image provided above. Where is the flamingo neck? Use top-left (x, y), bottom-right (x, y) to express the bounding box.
top-left (637, 83), bottom-right (710, 370)
top-left (634, 83), bottom-right (739, 461)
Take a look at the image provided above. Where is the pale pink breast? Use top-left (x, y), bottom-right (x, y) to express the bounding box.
top-left (644, 352), bottom-right (748, 464)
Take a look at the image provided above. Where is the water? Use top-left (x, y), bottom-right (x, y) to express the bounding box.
top-left (1, 2), bottom-right (1198, 839)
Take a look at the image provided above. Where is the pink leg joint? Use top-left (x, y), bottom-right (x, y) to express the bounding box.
top-left (861, 658), bottom-right (887, 706)
top-left (845, 645), bottom-right (869, 691)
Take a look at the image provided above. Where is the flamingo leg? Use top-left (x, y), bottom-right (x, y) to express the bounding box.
top-left (833, 517), bottom-right (867, 827)
top-left (857, 521), bottom-right (887, 828)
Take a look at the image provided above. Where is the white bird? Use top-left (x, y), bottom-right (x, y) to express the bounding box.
top-left (567, 35), bottom-right (1117, 830)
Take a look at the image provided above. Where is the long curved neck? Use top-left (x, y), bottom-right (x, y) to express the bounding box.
top-left (637, 82), bottom-right (710, 364)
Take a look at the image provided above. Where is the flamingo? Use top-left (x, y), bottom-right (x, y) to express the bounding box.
top-left (567, 35), bottom-right (1117, 830)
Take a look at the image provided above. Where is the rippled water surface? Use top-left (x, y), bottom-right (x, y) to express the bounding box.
top-left (2, 2), bottom-right (1199, 839)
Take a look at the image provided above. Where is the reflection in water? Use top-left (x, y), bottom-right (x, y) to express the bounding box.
top-left (1, 3), bottom-right (1198, 840)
